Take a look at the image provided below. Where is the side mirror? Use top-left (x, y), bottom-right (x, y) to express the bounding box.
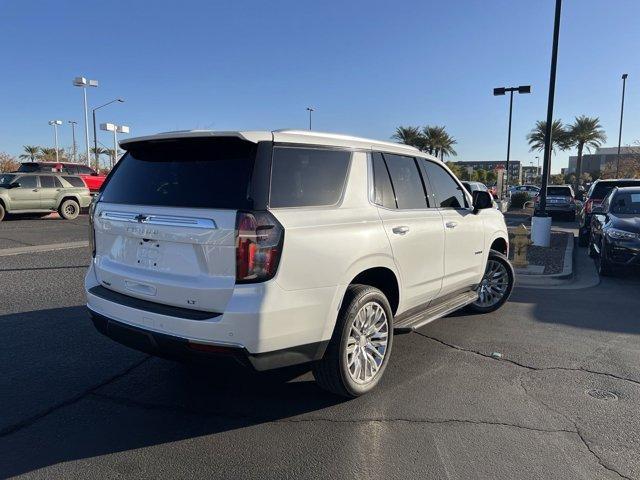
top-left (8, 182), bottom-right (20, 189)
top-left (90, 172), bottom-right (98, 176)
top-left (472, 190), bottom-right (493, 212)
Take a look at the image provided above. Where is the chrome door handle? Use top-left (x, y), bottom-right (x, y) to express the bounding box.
top-left (445, 221), bottom-right (458, 229)
top-left (392, 226), bottom-right (410, 235)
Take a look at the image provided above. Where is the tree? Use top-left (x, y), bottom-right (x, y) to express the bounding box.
top-left (19, 145), bottom-right (40, 162)
top-left (550, 173), bottom-right (565, 185)
top-left (422, 125), bottom-right (457, 159)
top-left (38, 147), bottom-right (66, 161)
top-left (566, 116), bottom-right (606, 189)
top-left (0, 152), bottom-right (19, 172)
top-left (391, 126), bottom-right (422, 148)
top-left (446, 161), bottom-right (462, 178)
top-left (527, 119), bottom-right (570, 155)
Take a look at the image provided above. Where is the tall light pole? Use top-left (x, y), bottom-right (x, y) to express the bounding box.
top-left (532, 0), bottom-right (562, 247)
top-left (73, 76), bottom-right (98, 166)
top-left (493, 85), bottom-right (531, 197)
top-left (616, 73), bottom-right (628, 178)
top-left (93, 98), bottom-right (124, 169)
top-left (68, 121), bottom-right (78, 162)
top-left (306, 107), bottom-right (314, 130)
top-left (48, 120), bottom-right (63, 162)
top-left (101, 123), bottom-right (130, 169)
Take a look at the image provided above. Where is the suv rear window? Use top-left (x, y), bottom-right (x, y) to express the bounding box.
top-left (591, 180), bottom-right (640, 199)
top-left (62, 176), bottom-right (86, 187)
top-left (100, 138), bottom-right (258, 209)
top-left (269, 147), bottom-right (351, 208)
top-left (547, 186), bottom-right (572, 196)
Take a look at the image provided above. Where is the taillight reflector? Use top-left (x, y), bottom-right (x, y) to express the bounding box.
top-left (235, 211), bottom-right (283, 283)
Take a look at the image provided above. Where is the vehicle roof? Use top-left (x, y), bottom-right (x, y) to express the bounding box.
top-left (20, 161), bottom-right (86, 165)
top-left (594, 178), bottom-right (640, 183)
top-left (12, 171), bottom-right (80, 177)
top-left (120, 129), bottom-right (437, 160)
top-left (613, 186), bottom-right (640, 192)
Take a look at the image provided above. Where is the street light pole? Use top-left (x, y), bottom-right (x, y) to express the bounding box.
top-left (493, 85), bottom-right (531, 197)
top-left (48, 120), bottom-right (62, 163)
top-left (92, 98), bottom-right (125, 169)
top-left (616, 73), bottom-right (628, 178)
top-left (532, 0), bottom-right (562, 248)
top-left (73, 77), bottom-right (98, 166)
top-left (100, 123), bottom-right (130, 169)
top-left (68, 121), bottom-right (78, 162)
top-left (306, 107), bottom-right (314, 130)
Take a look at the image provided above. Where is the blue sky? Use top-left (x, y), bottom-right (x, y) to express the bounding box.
top-left (1, 0), bottom-right (638, 173)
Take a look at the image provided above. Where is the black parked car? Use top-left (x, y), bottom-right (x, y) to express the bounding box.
top-left (588, 186), bottom-right (640, 276)
top-left (578, 179), bottom-right (640, 246)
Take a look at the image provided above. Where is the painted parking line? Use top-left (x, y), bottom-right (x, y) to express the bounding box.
top-left (0, 241), bottom-right (89, 257)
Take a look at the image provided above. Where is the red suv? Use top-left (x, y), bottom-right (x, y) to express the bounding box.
top-left (17, 162), bottom-right (106, 194)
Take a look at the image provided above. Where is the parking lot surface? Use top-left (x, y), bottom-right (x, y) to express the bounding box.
top-left (1, 216), bottom-right (640, 479)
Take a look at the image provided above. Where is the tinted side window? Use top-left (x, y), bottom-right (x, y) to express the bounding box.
top-left (62, 176), bottom-right (86, 187)
top-left (422, 161), bottom-right (468, 208)
top-left (371, 152), bottom-right (396, 209)
top-left (269, 148), bottom-right (351, 208)
top-left (18, 175), bottom-right (38, 188)
top-left (39, 176), bottom-right (56, 188)
top-left (63, 165), bottom-right (79, 174)
top-left (79, 166), bottom-right (94, 175)
top-left (383, 154), bottom-right (428, 209)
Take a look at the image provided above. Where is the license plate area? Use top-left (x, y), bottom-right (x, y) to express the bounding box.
top-left (136, 240), bottom-right (163, 269)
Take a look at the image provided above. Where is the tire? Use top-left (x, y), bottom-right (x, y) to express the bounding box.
top-left (58, 199), bottom-right (80, 220)
top-left (0, 203), bottom-right (4, 222)
top-left (578, 227), bottom-right (589, 247)
top-left (596, 243), bottom-right (614, 277)
top-left (468, 249), bottom-right (514, 314)
top-left (588, 238), bottom-right (597, 258)
top-left (313, 284), bottom-right (393, 397)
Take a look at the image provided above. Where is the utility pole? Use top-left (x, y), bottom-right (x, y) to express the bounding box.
top-left (306, 107), bottom-right (314, 130)
top-left (68, 121), bottom-right (78, 162)
top-left (616, 73), bottom-right (628, 177)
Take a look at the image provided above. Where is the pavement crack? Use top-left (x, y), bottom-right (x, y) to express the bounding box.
top-left (415, 331), bottom-right (640, 387)
top-left (574, 428), bottom-right (632, 480)
top-left (0, 356), bottom-right (151, 438)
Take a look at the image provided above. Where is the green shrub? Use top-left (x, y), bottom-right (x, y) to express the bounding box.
top-left (510, 192), bottom-right (531, 210)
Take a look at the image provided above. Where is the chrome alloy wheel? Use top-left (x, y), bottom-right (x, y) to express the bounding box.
top-left (475, 259), bottom-right (509, 308)
top-left (345, 301), bottom-right (389, 384)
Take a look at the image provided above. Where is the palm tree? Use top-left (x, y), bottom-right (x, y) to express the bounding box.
top-left (422, 125), bottom-right (457, 159)
top-left (38, 147), bottom-right (59, 161)
top-left (527, 120), bottom-right (570, 175)
top-left (566, 116), bottom-right (606, 185)
top-left (391, 126), bottom-right (422, 148)
top-left (19, 145), bottom-right (40, 162)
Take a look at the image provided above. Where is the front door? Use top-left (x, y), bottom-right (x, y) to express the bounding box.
top-left (421, 160), bottom-right (485, 294)
top-left (9, 175), bottom-right (40, 210)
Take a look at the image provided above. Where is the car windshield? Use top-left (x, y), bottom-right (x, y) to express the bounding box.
top-left (0, 174), bottom-right (15, 186)
top-left (547, 187), bottom-right (572, 196)
top-left (611, 192), bottom-right (640, 215)
top-left (592, 181), bottom-right (640, 200)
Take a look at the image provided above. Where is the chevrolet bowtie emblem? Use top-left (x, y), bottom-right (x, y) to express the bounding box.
top-left (134, 214), bottom-right (148, 223)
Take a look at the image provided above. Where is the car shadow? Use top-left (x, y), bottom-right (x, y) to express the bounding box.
top-left (0, 306), bottom-right (346, 477)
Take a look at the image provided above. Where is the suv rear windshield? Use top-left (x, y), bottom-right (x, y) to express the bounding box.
top-left (591, 180), bottom-right (640, 200)
top-left (547, 187), bottom-right (572, 196)
top-left (100, 138), bottom-right (257, 209)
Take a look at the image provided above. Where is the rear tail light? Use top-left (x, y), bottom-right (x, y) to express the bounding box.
top-left (235, 211), bottom-right (284, 283)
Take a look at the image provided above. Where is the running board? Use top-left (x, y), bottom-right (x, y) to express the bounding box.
top-left (393, 291), bottom-right (479, 332)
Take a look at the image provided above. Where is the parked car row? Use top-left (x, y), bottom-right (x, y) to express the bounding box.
top-left (0, 172), bottom-right (92, 221)
top-left (17, 161), bottom-right (106, 194)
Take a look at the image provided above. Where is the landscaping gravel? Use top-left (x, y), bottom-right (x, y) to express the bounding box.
top-left (509, 231), bottom-right (570, 274)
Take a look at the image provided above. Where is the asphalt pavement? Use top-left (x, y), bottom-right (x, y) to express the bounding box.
top-left (1, 215), bottom-right (639, 479)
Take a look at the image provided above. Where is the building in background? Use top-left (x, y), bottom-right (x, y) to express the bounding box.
top-left (567, 146), bottom-right (638, 175)
top-left (521, 165), bottom-right (541, 184)
top-left (454, 160), bottom-right (522, 184)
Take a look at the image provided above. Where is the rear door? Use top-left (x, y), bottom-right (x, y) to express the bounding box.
top-left (9, 175), bottom-right (40, 210)
top-left (373, 152), bottom-right (444, 308)
top-left (94, 136), bottom-right (262, 313)
top-left (421, 160), bottom-right (485, 294)
top-left (38, 175), bottom-right (62, 209)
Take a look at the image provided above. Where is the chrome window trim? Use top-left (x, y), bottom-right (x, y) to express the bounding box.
top-left (99, 211), bottom-right (217, 229)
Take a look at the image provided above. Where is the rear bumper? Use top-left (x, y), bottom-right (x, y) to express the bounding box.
top-left (89, 310), bottom-right (328, 370)
top-left (544, 204), bottom-right (576, 213)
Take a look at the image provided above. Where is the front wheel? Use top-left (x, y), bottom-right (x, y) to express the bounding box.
top-left (59, 199), bottom-right (80, 220)
top-left (313, 285), bottom-right (393, 397)
top-left (0, 203), bottom-right (5, 222)
top-left (468, 250), bottom-right (514, 314)
top-left (596, 244), bottom-right (614, 277)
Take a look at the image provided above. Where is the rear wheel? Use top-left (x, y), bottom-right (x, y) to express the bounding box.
top-left (59, 199), bottom-right (80, 220)
top-left (313, 285), bottom-right (393, 397)
top-left (596, 243), bottom-right (614, 276)
top-left (0, 203), bottom-right (4, 222)
top-left (578, 227), bottom-right (589, 247)
top-left (469, 250), bottom-right (514, 314)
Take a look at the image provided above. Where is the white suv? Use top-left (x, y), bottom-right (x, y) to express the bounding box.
top-left (85, 130), bottom-right (512, 397)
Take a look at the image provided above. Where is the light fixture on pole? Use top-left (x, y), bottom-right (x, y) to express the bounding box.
top-left (616, 73), bottom-right (628, 178)
top-left (306, 107), bottom-right (314, 130)
top-left (48, 120), bottom-right (63, 162)
top-left (73, 76), bottom-right (98, 166)
top-left (68, 121), bottom-right (78, 162)
top-left (100, 123), bottom-right (130, 168)
top-left (92, 98), bottom-right (124, 168)
top-left (493, 85), bottom-right (531, 197)
top-left (532, 0), bottom-right (562, 247)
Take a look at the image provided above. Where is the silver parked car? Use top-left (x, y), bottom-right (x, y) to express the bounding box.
top-left (0, 172), bottom-right (92, 221)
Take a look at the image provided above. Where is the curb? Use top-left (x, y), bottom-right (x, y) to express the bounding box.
top-left (515, 232), bottom-right (574, 287)
top-left (0, 241), bottom-right (89, 257)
